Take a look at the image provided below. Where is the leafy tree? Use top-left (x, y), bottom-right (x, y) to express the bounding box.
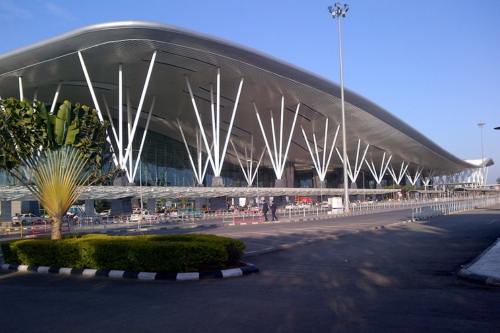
top-left (497, 177), bottom-right (500, 184)
top-left (0, 98), bottom-right (117, 239)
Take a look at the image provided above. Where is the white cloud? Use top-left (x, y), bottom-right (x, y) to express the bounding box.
top-left (0, 0), bottom-right (33, 19)
top-left (40, 1), bottom-right (73, 20)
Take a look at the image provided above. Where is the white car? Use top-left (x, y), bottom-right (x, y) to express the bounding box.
top-left (99, 209), bottom-right (111, 217)
top-left (12, 213), bottom-right (42, 225)
top-left (130, 210), bottom-right (157, 222)
top-left (297, 202), bottom-right (312, 209)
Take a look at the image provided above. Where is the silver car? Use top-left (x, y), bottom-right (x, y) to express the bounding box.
top-left (12, 213), bottom-right (42, 225)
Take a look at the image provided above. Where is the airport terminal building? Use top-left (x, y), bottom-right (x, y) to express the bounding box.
top-left (0, 21), bottom-right (494, 215)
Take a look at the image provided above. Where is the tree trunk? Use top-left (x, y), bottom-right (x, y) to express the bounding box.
top-left (51, 215), bottom-right (62, 240)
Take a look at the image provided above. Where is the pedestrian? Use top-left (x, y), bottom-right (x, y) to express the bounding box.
top-left (262, 200), bottom-right (269, 221)
top-left (270, 200), bottom-right (278, 221)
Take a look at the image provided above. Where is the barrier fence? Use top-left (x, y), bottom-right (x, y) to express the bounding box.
top-left (2, 195), bottom-right (499, 236)
top-left (30, 220), bottom-right (71, 237)
top-left (411, 197), bottom-right (500, 221)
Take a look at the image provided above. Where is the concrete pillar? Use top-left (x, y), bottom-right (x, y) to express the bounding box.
top-left (274, 179), bottom-right (285, 188)
top-left (194, 198), bottom-right (206, 212)
top-left (21, 201), bottom-right (40, 216)
top-left (262, 170), bottom-right (271, 187)
top-left (11, 201), bottom-right (22, 216)
top-left (211, 176), bottom-right (224, 187)
top-left (84, 200), bottom-right (95, 215)
top-left (1, 201), bottom-right (13, 222)
top-left (313, 176), bottom-right (326, 189)
top-left (283, 162), bottom-right (295, 188)
top-left (111, 198), bottom-right (133, 215)
top-left (147, 198), bottom-right (156, 212)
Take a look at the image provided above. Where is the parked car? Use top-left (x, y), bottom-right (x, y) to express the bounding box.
top-left (12, 213), bottom-right (42, 225)
top-left (179, 208), bottom-right (203, 218)
top-left (71, 214), bottom-right (101, 224)
top-left (99, 209), bottom-right (111, 217)
top-left (67, 205), bottom-right (101, 223)
top-left (169, 209), bottom-right (179, 218)
top-left (297, 202), bottom-right (312, 209)
top-left (246, 204), bottom-right (260, 213)
top-left (130, 210), bottom-right (157, 222)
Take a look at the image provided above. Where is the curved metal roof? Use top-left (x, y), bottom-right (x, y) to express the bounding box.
top-left (0, 21), bottom-right (476, 175)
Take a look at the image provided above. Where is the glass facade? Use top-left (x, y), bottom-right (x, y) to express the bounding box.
top-left (0, 124), bottom-right (352, 189)
top-left (125, 127), bottom-right (250, 188)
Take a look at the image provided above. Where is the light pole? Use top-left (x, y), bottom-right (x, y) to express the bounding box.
top-left (478, 122), bottom-right (485, 187)
top-left (257, 168), bottom-right (259, 207)
top-left (328, 3), bottom-right (350, 212)
top-left (249, 159), bottom-right (259, 206)
top-left (362, 170), bottom-right (365, 201)
top-left (128, 148), bottom-right (144, 230)
top-left (138, 154), bottom-right (144, 230)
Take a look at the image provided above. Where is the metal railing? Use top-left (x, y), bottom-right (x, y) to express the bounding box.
top-left (411, 197), bottom-right (500, 221)
top-left (2, 196), bottom-right (498, 236)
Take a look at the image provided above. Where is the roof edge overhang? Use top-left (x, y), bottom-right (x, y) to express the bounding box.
top-left (0, 21), bottom-right (478, 172)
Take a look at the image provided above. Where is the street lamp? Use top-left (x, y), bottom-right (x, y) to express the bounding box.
top-left (328, 3), bottom-right (350, 213)
top-left (248, 159), bottom-right (259, 205)
top-left (361, 170), bottom-right (365, 201)
top-left (128, 148), bottom-right (145, 230)
top-left (478, 122), bottom-right (485, 187)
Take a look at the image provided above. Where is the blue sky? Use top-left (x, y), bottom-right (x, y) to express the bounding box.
top-left (1, 0), bottom-right (499, 184)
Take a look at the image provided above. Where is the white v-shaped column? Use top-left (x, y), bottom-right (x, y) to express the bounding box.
top-left (18, 76), bottom-right (23, 100)
top-left (387, 162), bottom-right (409, 185)
top-left (434, 173), bottom-right (446, 189)
top-left (406, 166), bottom-right (423, 186)
top-left (121, 51), bottom-right (157, 177)
top-left (185, 68), bottom-right (244, 178)
top-left (253, 95), bottom-right (300, 180)
top-left (78, 51), bottom-right (125, 173)
top-left (365, 152), bottom-right (392, 186)
top-left (230, 136), bottom-right (266, 186)
top-left (336, 139), bottom-right (370, 183)
top-left (301, 119), bottom-right (340, 182)
top-left (420, 170), bottom-right (436, 190)
top-left (79, 51), bottom-right (157, 183)
top-left (177, 120), bottom-right (212, 186)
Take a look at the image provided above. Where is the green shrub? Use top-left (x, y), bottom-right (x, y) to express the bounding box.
top-left (146, 234), bottom-right (245, 263)
top-left (0, 234), bottom-right (246, 272)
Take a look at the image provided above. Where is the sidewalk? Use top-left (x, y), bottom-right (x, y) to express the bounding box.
top-left (458, 238), bottom-right (500, 286)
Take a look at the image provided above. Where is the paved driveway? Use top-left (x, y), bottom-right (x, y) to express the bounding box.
top-left (1, 206), bottom-right (499, 332)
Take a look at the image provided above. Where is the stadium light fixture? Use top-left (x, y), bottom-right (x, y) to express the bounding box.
top-left (328, 3), bottom-right (350, 213)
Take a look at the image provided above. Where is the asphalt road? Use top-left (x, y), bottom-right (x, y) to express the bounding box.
top-left (1, 206), bottom-right (499, 332)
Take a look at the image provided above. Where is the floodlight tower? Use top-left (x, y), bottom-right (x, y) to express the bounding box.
top-left (478, 122), bottom-right (485, 187)
top-left (328, 3), bottom-right (350, 212)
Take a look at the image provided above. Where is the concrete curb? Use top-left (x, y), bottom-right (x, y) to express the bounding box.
top-left (458, 268), bottom-right (500, 286)
top-left (0, 262), bottom-right (259, 282)
top-left (458, 238), bottom-right (500, 287)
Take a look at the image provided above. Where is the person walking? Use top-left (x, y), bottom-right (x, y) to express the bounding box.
top-left (270, 200), bottom-right (278, 221)
top-left (262, 200), bottom-right (269, 222)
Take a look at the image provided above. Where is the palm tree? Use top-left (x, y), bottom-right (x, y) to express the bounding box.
top-left (0, 98), bottom-right (117, 239)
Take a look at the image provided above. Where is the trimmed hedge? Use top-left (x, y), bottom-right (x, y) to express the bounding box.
top-left (1, 234), bottom-right (246, 273)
